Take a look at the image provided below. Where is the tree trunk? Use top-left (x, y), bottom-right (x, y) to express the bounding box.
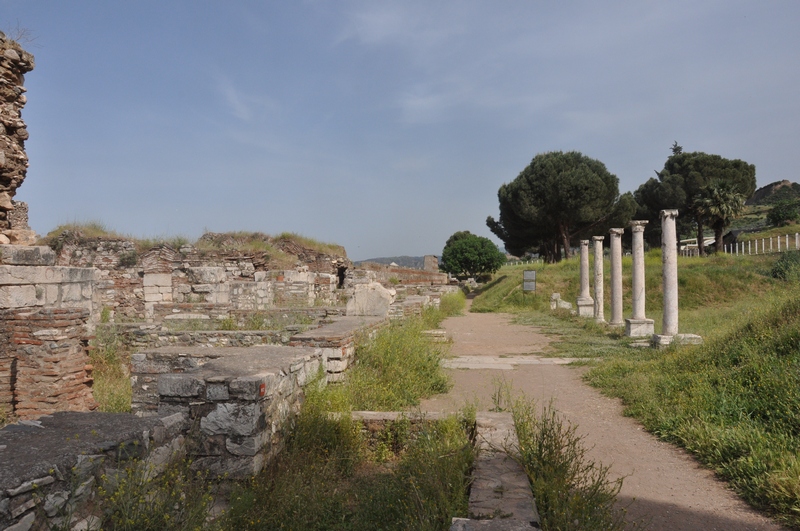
top-left (560, 223), bottom-right (572, 260)
top-left (714, 225), bottom-right (724, 253)
top-left (696, 219), bottom-right (706, 257)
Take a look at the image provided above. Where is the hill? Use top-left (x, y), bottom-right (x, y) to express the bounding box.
top-left (746, 180), bottom-right (800, 205)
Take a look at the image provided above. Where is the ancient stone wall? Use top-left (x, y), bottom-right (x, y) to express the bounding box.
top-left (0, 307), bottom-right (95, 420)
top-left (349, 261), bottom-right (448, 286)
top-left (0, 33), bottom-right (35, 244)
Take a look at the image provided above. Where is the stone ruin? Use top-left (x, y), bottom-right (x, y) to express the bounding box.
top-left (0, 32), bottom-right (35, 246)
top-left (0, 34), bottom-right (465, 529)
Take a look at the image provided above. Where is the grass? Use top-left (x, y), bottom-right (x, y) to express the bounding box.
top-left (328, 310), bottom-right (453, 411)
top-left (471, 248), bottom-right (800, 528)
top-left (90, 324), bottom-right (132, 413)
top-left (38, 223), bottom-right (345, 268)
top-left (275, 231), bottom-right (347, 257)
top-left (221, 384), bottom-right (474, 531)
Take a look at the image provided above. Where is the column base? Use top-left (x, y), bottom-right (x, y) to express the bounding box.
top-left (607, 320), bottom-right (624, 328)
top-left (625, 318), bottom-right (654, 337)
top-left (576, 297), bottom-right (594, 318)
top-left (652, 333), bottom-right (704, 349)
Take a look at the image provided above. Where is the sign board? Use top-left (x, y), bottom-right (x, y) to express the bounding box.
top-left (522, 270), bottom-right (536, 292)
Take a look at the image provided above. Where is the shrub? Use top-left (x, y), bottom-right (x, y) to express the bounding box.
top-left (771, 251), bottom-right (800, 281)
top-left (767, 200), bottom-right (800, 227)
top-left (512, 399), bottom-right (625, 531)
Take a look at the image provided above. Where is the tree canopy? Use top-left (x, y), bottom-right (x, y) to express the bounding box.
top-left (486, 151), bottom-right (635, 262)
top-left (635, 148), bottom-right (756, 253)
top-left (440, 231), bottom-right (505, 279)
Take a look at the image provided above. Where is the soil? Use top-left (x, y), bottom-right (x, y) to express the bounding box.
top-left (419, 304), bottom-right (788, 531)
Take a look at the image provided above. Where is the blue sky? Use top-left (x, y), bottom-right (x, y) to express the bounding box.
top-left (2, 1), bottom-right (798, 261)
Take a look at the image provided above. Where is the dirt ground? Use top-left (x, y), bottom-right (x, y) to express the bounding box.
top-left (419, 306), bottom-right (788, 531)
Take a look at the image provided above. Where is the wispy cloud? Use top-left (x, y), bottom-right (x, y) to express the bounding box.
top-left (214, 73), bottom-right (279, 123)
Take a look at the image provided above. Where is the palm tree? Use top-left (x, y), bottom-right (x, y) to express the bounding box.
top-left (692, 180), bottom-right (746, 254)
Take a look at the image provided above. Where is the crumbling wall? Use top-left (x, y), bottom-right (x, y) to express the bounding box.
top-left (0, 33), bottom-right (35, 244)
top-left (0, 307), bottom-right (95, 419)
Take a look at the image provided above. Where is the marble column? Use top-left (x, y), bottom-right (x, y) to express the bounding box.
top-left (609, 228), bottom-right (624, 327)
top-left (625, 221), bottom-right (653, 337)
top-left (577, 240), bottom-right (594, 317)
top-left (658, 210), bottom-right (679, 341)
top-left (592, 236), bottom-right (605, 323)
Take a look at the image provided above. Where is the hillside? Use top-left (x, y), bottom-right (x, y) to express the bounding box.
top-left (746, 180), bottom-right (800, 205)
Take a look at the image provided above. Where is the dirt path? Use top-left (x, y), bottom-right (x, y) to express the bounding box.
top-left (419, 307), bottom-right (787, 531)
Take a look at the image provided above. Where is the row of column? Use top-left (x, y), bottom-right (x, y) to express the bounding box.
top-left (577, 210), bottom-right (686, 345)
top-left (721, 233), bottom-right (800, 256)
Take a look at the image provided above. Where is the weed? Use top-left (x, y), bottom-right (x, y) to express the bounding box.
top-left (90, 325), bottom-right (132, 413)
top-left (97, 458), bottom-right (219, 531)
top-left (342, 316), bottom-right (451, 410)
top-left (512, 399), bottom-right (625, 531)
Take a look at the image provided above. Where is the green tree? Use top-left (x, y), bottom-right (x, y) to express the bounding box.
top-left (440, 231), bottom-right (506, 280)
top-left (692, 180), bottom-right (746, 253)
top-left (487, 151), bottom-right (635, 262)
top-left (767, 200), bottom-right (800, 227)
top-left (635, 147), bottom-right (756, 255)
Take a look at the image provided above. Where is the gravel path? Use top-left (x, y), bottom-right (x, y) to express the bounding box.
top-left (419, 307), bottom-right (787, 531)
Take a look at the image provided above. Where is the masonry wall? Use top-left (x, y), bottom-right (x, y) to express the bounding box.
top-left (0, 307), bottom-right (95, 420)
top-left (0, 33), bottom-right (35, 244)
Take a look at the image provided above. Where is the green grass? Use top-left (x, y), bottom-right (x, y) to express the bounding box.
top-left (330, 312), bottom-right (452, 411)
top-left (586, 290), bottom-right (800, 527)
top-left (275, 232), bottom-right (347, 257)
top-left (220, 378), bottom-right (474, 531)
top-left (90, 324), bottom-right (132, 413)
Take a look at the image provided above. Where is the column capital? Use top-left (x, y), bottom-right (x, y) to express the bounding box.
top-left (580, 239), bottom-right (590, 246)
top-left (660, 209), bottom-right (679, 220)
top-left (609, 228), bottom-right (624, 236)
top-left (630, 220), bottom-right (648, 233)
top-left (592, 235), bottom-right (604, 242)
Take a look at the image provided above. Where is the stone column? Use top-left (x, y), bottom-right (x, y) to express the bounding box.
top-left (625, 221), bottom-right (653, 337)
top-left (655, 210), bottom-right (679, 347)
top-left (592, 236), bottom-right (605, 323)
top-left (576, 240), bottom-right (594, 317)
top-left (609, 228), bottom-right (624, 327)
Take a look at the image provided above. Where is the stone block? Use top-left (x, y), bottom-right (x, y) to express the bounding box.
top-left (0, 245), bottom-right (55, 266)
top-left (143, 273), bottom-right (172, 287)
top-left (187, 267), bottom-right (226, 284)
top-left (625, 318), bottom-right (654, 338)
top-left (206, 383), bottom-right (230, 401)
top-left (200, 403), bottom-right (261, 437)
top-left (62, 283), bottom-right (83, 302)
top-left (157, 374), bottom-right (204, 397)
top-left (346, 282), bottom-right (395, 316)
top-left (576, 296), bottom-right (594, 318)
top-left (0, 284), bottom-right (37, 307)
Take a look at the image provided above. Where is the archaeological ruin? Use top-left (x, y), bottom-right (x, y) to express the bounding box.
top-left (0, 34), bottom-right (468, 530)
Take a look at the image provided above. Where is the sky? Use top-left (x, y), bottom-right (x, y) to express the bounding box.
top-left (1, 1), bottom-right (798, 261)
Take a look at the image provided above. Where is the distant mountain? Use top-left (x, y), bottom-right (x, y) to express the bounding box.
top-left (355, 256), bottom-right (427, 269)
top-left (747, 180), bottom-right (800, 205)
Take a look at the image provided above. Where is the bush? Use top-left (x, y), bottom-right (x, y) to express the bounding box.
top-left (512, 399), bottom-right (625, 531)
top-left (771, 251), bottom-right (800, 281)
top-left (767, 200), bottom-right (800, 227)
